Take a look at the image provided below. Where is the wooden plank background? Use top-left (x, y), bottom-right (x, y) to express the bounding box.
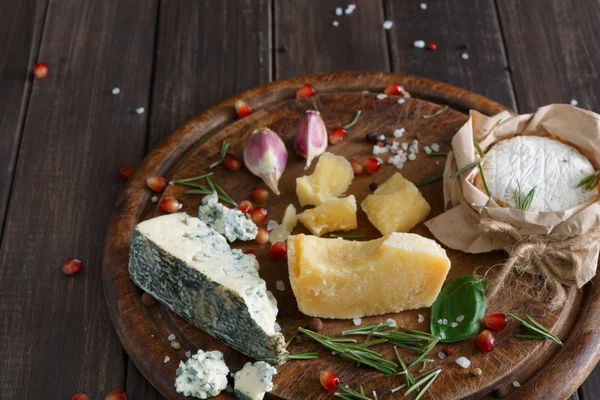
top-left (0, 0), bottom-right (598, 398)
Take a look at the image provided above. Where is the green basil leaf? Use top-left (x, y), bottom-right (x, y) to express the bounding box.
top-left (430, 276), bottom-right (487, 343)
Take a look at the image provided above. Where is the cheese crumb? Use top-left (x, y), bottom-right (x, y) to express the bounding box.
top-left (456, 315), bottom-right (465, 322)
top-left (274, 322), bottom-right (281, 332)
top-left (352, 317), bottom-right (362, 326)
top-left (383, 20), bottom-right (393, 30)
top-left (267, 220), bottom-right (279, 231)
top-left (276, 280), bottom-right (285, 291)
top-left (418, 314), bottom-right (425, 323)
top-left (431, 143), bottom-right (440, 152)
top-left (414, 40), bottom-right (426, 48)
top-left (513, 381), bottom-right (521, 388)
top-left (438, 351), bottom-right (446, 359)
top-left (456, 357), bottom-right (471, 368)
top-left (335, 7), bottom-right (343, 15)
top-left (332, 20), bottom-right (340, 27)
top-left (112, 87), bottom-right (120, 95)
top-left (168, 333), bottom-right (176, 341)
top-left (164, 356), bottom-right (170, 364)
top-left (386, 318), bottom-right (397, 328)
top-left (151, 196), bottom-right (158, 204)
top-left (393, 128), bottom-right (405, 138)
top-left (135, 107), bottom-right (145, 115)
top-left (376, 93), bottom-right (387, 100)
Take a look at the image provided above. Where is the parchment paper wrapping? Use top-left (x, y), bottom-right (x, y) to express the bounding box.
top-left (425, 104), bottom-right (600, 288)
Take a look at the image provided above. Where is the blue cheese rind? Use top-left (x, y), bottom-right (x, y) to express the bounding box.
top-left (175, 350), bottom-right (229, 398)
top-left (129, 213), bottom-right (288, 364)
top-left (234, 361), bottom-right (277, 400)
top-left (198, 192), bottom-right (258, 242)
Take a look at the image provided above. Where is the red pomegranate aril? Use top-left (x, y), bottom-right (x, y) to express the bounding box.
top-left (349, 159), bottom-right (363, 174)
top-left (427, 43), bottom-right (438, 51)
top-left (72, 394), bottom-right (89, 400)
top-left (62, 258), bottom-right (83, 275)
top-left (270, 242), bottom-right (287, 260)
top-left (251, 207), bottom-right (268, 225)
top-left (159, 197), bottom-right (183, 213)
top-left (223, 154), bottom-right (242, 171)
top-left (235, 99), bottom-right (252, 118)
top-left (296, 83), bottom-right (316, 99)
top-left (237, 200), bottom-right (253, 214)
top-left (119, 165), bottom-right (135, 181)
top-left (485, 313), bottom-right (508, 331)
top-left (476, 330), bottom-right (496, 353)
top-left (105, 390), bottom-right (128, 400)
top-left (33, 62), bottom-right (49, 79)
top-left (328, 127), bottom-right (347, 145)
top-left (320, 371), bottom-right (340, 392)
top-left (255, 226), bottom-right (270, 244)
top-left (146, 176), bottom-right (167, 192)
top-left (250, 187), bottom-right (269, 204)
top-left (384, 82), bottom-right (404, 96)
top-left (244, 249), bottom-right (257, 258)
top-left (363, 157), bottom-right (382, 174)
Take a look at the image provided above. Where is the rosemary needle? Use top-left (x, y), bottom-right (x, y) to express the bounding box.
top-left (423, 105), bottom-right (449, 119)
top-left (209, 141), bottom-right (230, 168)
top-left (508, 313), bottom-right (563, 345)
top-left (417, 172), bottom-right (443, 187)
top-left (288, 352), bottom-right (318, 360)
top-left (170, 172), bottom-right (213, 184)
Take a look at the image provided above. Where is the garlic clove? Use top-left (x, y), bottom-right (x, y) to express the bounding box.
top-left (294, 110), bottom-right (328, 169)
top-left (243, 127), bottom-right (288, 195)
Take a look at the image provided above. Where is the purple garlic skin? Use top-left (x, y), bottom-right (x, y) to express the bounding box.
top-left (294, 110), bottom-right (328, 169)
top-left (243, 127), bottom-right (288, 195)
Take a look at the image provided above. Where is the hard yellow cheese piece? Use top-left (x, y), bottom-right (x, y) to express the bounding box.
top-left (361, 173), bottom-right (431, 235)
top-left (297, 196), bottom-right (357, 236)
top-left (296, 152), bottom-right (354, 207)
top-left (288, 233), bottom-right (450, 318)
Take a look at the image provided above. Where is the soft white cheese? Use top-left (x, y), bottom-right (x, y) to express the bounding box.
top-left (481, 136), bottom-right (597, 211)
top-left (234, 361), bottom-right (277, 400)
top-left (175, 350), bottom-right (229, 398)
top-left (269, 204), bottom-right (297, 244)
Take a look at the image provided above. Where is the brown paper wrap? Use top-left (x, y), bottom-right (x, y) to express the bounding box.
top-left (425, 104), bottom-right (600, 308)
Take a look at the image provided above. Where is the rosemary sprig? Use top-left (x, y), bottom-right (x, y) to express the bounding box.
top-left (288, 352), bottom-right (319, 360)
top-left (577, 172), bottom-right (600, 190)
top-left (170, 172), bottom-right (213, 185)
top-left (335, 385), bottom-right (372, 400)
top-left (329, 233), bottom-right (368, 239)
top-left (209, 140), bottom-right (230, 168)
top-left (473, 138), bottom-right (485, 158)
top-left (205, 176), bottom-right (237, 206)
top-left (205, 176), bottom-right (217, 192)
top-left (298, 328), bottom-right (397, 374)
top-left (508, 313), bottom-right (563, 345)
top-left (449, 160), bottom-right (479, 179)
top-left (477, 162), bottom-right (491, 197)
top-left (426, 152), bottom-right (447, 157)
top-left (343, 110), bottom-right (363, 129)
top-left (423, 105), bottom-right (449, 119)
top-left (417, 172), bottom-right (443, 187)
top-left (515, 180), bottom-right (536, 211)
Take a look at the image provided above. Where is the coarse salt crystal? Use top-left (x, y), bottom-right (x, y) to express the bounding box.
top-left (420, 3), bottom-right (428, 10)
top-left (276, 280), bottom-right (285, 291)
top-left (332, 20), bottom-right (340, 27)
top-left (401, 142), bottom-right (409, 151)
top-left (353, 317), bottom-right (362, 326)
top-left (151, 196), bottom-right (158, 203)
top-left (440, 332), bottom-right (446, 339)
top-left (437, 319), bottom-right (443, 325)
top-left (164, 356), bottom-right (170, 364)
top-left (335, 7), bottom-right (343, 15)
top-left (461, 52), bottom-right (469, 60)
top-left (185, 351), bottom-right (192, 358)
top-left (391, 141), bottom-right (400, 150)
top-left (438, 351), bottom-right (446, 359)
top-left (362, 90), bottom-right (370, 94)
top-left (431, 143), bottom-right (440, 152)
top-left (456, 315), bottom-right (465, 322)
top-left (376, 157), bottom-right (384, 164)
top-left (274, 322), bottom-right (281, 332)
top-left (386, 318), bottom-right (397, 328)
top-left (383, 20), bottom-right (393, 30)
top-left (414, 40), bottom-right (426, 48)
top-left (373, 145), bottom-right (389, 155)
top-left (442, 318), bottom-right (448, 325)
top-left (418, 314), bottom-right (425, 323)
top-left (376, 93), bottom-right (387, 100)
top-left (135, 107), bottom-right (145, 114)
top-left (168, 333), bottom-right (176, 341)
top-left (345, 4), bottom-right (356, 14)
top-left (408, 153), bottom-right (416, 161)
top-left (267, 220), bottom-right (279, 231)
top-left (451, 322), bottom-right (458, 328)
top-left (112, 87), bottom-right (120, 95)
top-left (424, 145), bottom-right (432, 154)
top-left (397, 98), bottom-right (406, 104)
top-left (570, 99), bottom-right (578, 106)
top-left (513, 381), bottom-right (521, 388)
top-left (409, 144), bottom-right (418, 153)
top-left (393, 128), bottom-right (405, 138)
top-left (456, 357), bottom-right (471, 369)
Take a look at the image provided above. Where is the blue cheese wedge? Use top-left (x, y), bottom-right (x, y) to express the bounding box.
top-left (197, 192), bottom-right (258, 242)
top-left (129, 213), bottom-right (288, 364)
top-left (234, 361), bottom-right (277, 400)
top-left (175, 350), bottom-right (229, 398)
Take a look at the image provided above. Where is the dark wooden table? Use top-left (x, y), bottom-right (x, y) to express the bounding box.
top-left (1, 1), bottom-right (599, 399)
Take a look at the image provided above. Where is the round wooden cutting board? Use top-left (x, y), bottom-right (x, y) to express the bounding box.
top-left (102, 72), bottom-right (600, 400)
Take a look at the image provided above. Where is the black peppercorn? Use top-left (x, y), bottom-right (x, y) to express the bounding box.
top-left (365, 133), bottom-right (378, 143)
top-left (369, 182), bottom-right (378, 191)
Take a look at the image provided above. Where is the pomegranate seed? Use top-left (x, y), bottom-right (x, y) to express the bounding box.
top-left (485, 313), bottom-right (508, 331)
top-left (235, 99), bottom-right (252, 118)
top-left (441, 345), bottom-right (456, 356)
top-left (72, 394), bottom-right (89, 400)
top-left (328, 127), bottom-right (347, 145)
top-left (251, 207), bottom-right (268, 225)
top-left (384, 83), bottom-right (404, 96)
top-left (223, 154), bottom-right (241, 171)
top-left (270, 242), bottom-right (287, 260)
top-left (296, 83), bottom-right (316, 99)
top-left (320, 371), bottom-right (340, 392)
top-left (62, 258), bottom-right (83, 275)
top-left (33, 62), bottom-right (48, 79)
top-left (250, 187), bottom-right (269, 204)
top-left (146, 176), bottom-right (167, 192)
top-left (476, 330), bottom-right (496, 353)
top-left (349, 159), bottom-right (363, 174)
top-left (244, 249), bottom-right (257, 258)
top-left (159, 197), bottom-right (183, 213)
top-left (363, 157), bottom-right (382, 174)
top-left (237, 200), bottom-right (253, 214)
top-left (255, 226), bottom-right (270, 244)
top-left (105, 390), bottom-right (128, 400)
top-left (427, 43), bottom-right (437, 51)
top-left (119, 165), bottom-right (135, 181)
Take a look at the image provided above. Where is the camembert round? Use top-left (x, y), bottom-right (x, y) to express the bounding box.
top-left (475, 135), bottom-right (597, 212)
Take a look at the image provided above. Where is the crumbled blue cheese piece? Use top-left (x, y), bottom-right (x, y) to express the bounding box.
top-left (234, 361), bottom-right (277, 400)
top-left (175, 350), bottom-right (229, 398)
top-left (197, 193), bottom-right (258, 242)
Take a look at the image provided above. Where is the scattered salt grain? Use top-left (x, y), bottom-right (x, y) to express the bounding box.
top-left (274, 322), bottom-right (281, 332)
top-left (353, 317), bottom-right (362, 326)
top-left (151, 196), bottom-right (158, 203)
top-left (267, 220), bottom-right (279, 231)
top-left (397, 98), bottom-right (406, 104)
top-left (408, 153), bottom-right (417, 161)
top-left (373, 145), bottom-right (389, 155)
top-left (376, 157), bottom-right (384, 164)
top-left (386, 318), bottom-right (397, 328)
top-left (332, 20), bottom-right (340, 27)
top-left (362, 90), bottom-right (370, 94)
top-left (451, 322), bottom-right (458, 328)
top-left (276, 280), bottom-right (285, 291)
top-left (171, 341), bottom-right (181, 350)
top-left (112, 87), bottom-right (120, 95)
top-left (438, 351), bottom-right (446, 359)
top-left (409, 143), bottom-right (418, 154)
top-left (164, 356), bottom-right (170, 364)
top-left (414, 40), bottom-right (426, 49)
top-left (456, 356), bottom-right (471, 369)
top-left (420, 3), bottom-right (428, 10)
top-left (513, 381), bottom-right (521, 388)
top-left (391, 141), bottom-right (400, 150)
top-left (335, 7), bottom-right (343, 15)
top-left (431, 143), bottom-right (440, 152)
top-left (168, 333), bottom-right (176, 341)
top-left (456, 315), bottom-right (465, 322)
top-left (440, 332), bottom-right (446, 339)
top-left (442, 318), bottom-right (448, 325)
top-left (418, 314), bottom-right (425, 323)
top-left (461, 52), bottom-right (470, 60)
top-left (383, 20), bottom-right (394, 30)
top-left (379, 134), bottom-right (385, 141)
top-left (135, 107), bottom-right (145, 115)
top-left (393, 128), bottom-right (405, 138)
top-left (345, 4), bottom-right (356, 14)
top-left (376, 93), bottom-right (387, 100)
top-left (424, 145), bottom-right (432, 154)
top-left (185, 351), bottom-right (192, 358)
top-left (437, 319), bottom-right (443, 325)
top-left (570, 99), bottom-right (578, 106)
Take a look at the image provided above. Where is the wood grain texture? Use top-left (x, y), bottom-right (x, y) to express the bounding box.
top-left (0, 0), bottom-right (47, 237)
top-left (275, 0), bottom-right (390, 78)
top-left (125, 0), bottom-right (272, 397)
top-left (0, 0), bottom-right (158, 398)
top-left (384, 0), bottom-right (516, 110)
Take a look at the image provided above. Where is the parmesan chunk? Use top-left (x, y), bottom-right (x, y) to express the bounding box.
top-left (297, 196), bottom-right (357, 236)
top-left (296, 152), bottom-right (354, 206)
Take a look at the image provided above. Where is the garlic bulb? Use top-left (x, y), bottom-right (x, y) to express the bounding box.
top-left (243, 127), bottom-right (288, 195)
top-left (294, 110), bottom-right (328, 169)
